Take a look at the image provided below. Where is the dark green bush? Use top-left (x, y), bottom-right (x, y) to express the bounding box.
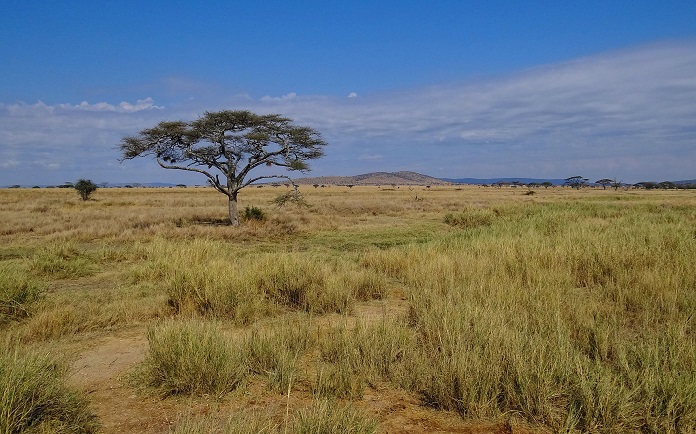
top-left (243, 206), bottom-right (266, 221)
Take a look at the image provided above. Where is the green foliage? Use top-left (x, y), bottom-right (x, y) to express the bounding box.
top-left (243, 206), bottom-right (266, 221)
top-left (73, 178), bottom-right (98, 201)
top-left (596, 178), bottom-right (614, 189)
top-left (564, 176), bottom-right (588, 189)
top-left (0, 348), bottom-right (99, 433)
top-left (273, 187), bottom-right (309, 208)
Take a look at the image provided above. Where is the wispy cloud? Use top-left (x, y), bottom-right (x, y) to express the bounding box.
top-left (247, 42), bottom-right (696, 181)
top-left (1, 42), bottom-right (695, 185)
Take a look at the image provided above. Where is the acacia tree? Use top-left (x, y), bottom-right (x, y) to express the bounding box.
top-left (564, 176), bottom-right (588, 189)
top-left (119, 110), bottom-right (326, 225)
top-left (596, 178), bottom-right (613, 190)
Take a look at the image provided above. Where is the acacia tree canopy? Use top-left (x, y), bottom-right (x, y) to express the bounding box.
top-left (596, 178), bottom-right (614, 190)
top-left (564, 176), bottom-right (588, 189)
top-left (119, 110), bottom-right (327, 225)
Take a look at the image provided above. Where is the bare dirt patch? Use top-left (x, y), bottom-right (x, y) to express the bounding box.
top-left (69, 327), bottom-right (181, 433)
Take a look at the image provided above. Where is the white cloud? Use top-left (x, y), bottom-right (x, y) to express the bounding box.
top-left (260, 92), bottom-right (298, 102)
top-left (347, 92), bottom-right (358, 98)
top-left (1, 42), bottom-right (695, 185)
top-left (247, 42), bottom-right (696, 181)
top-left (69, 97), bottom-right (163, 112)
top-left (0, 160), bottom-right (20, 168)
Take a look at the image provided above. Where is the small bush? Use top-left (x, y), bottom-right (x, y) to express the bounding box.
top-left (0, 348), bottom-right (99, 433)
top-left (73, 178), bottom-right (98, 201)
top-left (273, 189), bottom-right (309, 208)
top-left (138, 319), bottom-right (247, 397)
top-left (243, 206), bottom-right (266, 222)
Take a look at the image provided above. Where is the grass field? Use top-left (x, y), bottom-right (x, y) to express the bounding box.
top-left (1, 185), bottom-right (694, 433)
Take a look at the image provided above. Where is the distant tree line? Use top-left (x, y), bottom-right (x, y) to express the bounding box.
top-left (484, 177), bottom-right (696, 189)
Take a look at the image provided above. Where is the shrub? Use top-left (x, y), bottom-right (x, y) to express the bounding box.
top-left (0, 348), bottom-right (99, 433)
top-left (73, 179), bottom-right (98, 201)
top-left (243, 206), bottom-right (266, 222)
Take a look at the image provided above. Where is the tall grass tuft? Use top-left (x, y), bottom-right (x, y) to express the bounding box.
top-left (254, 254), bottom-right (352, 314)
top-left (362, 200), bottom-right (696, 432)
top-left (138, 319), bottom-right (247, 397)
top-left (443, 207), bottom-right (496, 229)
top-left (172, 411), bottom-right (279, 434)
top-left (292, 400), bottom-right (377, 434)
top-left (29, 242), bottom-right (97, 279)
top-left (0, 266), bottom-right (44, 324)
top-left (319, 319), bottom-right (414, 385)
top-left (244, 317), bottom-right (314, 392)
top-left (0, 347), bottom-right (99, 433)
top-left (135, 239), bottom-right (383, 320)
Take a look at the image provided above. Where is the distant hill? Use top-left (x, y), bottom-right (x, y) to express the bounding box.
top-left (442, 177), bottom-right (567, 186)
top-left (295, 171), bottom-right (450, 186)
top-left (674, 179), bottom-right (696, 186)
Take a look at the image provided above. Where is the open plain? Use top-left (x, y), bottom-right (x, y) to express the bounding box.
top-left (1, 185), bottom-right (694, 433)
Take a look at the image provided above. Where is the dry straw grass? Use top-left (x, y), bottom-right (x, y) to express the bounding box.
top-left (0, 185), bottom-right (694, 432)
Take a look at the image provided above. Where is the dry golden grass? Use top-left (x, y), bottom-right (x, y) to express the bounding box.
top-left (1, 185), bottom-right (694, 433)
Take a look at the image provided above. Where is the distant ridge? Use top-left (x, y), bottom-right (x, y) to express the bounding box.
top-left (295, 171), bottom-right (450, 186)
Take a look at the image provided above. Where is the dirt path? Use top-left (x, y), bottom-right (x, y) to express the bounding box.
top-left (69, 327), bottom-right (181, 433)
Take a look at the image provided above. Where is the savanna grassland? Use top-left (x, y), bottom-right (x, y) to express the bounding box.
top-left (1, 185), bottom-right (694, 434)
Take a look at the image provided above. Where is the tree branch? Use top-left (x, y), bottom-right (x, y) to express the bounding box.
top-left (156, 158), bottom-right (230, 197)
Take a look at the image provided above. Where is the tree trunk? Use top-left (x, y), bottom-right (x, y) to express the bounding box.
top-left (228, 194), bottom-right (239, 226)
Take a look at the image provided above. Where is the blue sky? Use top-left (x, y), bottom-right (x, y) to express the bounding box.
top-left (1, 1), bottom-right (695, 185)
